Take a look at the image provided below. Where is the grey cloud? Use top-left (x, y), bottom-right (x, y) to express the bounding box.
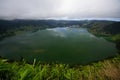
top-left (0, 0), bottom-right (120, 20)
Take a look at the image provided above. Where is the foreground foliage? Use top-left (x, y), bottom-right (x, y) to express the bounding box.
top-left (0, 55), bottom-right (120, 80)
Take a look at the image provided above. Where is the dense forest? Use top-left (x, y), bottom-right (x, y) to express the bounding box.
top-left (0, 19), bottom-right (85, 33)
top-left (0, 20), bottom-right (120, 35)
top-left (0, 20), bottom-right (86, 40)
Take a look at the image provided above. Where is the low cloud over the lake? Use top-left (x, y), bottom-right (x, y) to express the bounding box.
top-left (0, 0), bottom-right (120, 20)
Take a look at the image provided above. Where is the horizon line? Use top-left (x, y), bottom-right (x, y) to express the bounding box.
top-left (0, 18), bottom-right (120, 22)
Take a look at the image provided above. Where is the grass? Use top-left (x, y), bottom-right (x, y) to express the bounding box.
top-left (0, 55), bottom-right (120, 80)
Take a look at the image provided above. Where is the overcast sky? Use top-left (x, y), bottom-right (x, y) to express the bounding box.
top-left (0, 0), bottom-right (120, 20)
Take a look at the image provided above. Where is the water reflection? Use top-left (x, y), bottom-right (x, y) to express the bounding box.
top-left (0, 27), bottom-right (117, 64)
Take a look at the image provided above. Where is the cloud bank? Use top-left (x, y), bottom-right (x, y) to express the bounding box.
top-left (0, 0), bottom-right (120, 20)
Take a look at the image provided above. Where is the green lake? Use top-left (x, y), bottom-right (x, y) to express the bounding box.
top-left (0, 27), bottom-right (117, 64)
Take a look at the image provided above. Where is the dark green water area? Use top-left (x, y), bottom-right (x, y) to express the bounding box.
top-left (0, 27), bottom-right (117, 64)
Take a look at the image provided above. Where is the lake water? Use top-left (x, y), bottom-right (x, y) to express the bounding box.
top-left (0, 27), bottom-right (117, 64)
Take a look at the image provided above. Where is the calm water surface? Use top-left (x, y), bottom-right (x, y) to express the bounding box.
top-left (0, 27), bottom-right (117, 64)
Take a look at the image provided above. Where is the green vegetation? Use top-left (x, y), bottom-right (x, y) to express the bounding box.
top-left (0, 20), bottom-right (120, 80)
top-left (86, 21), bottom-right (120, 54)
top-left (112, 34), bottom-right (120, 53)
top-left (0, 55), bottom-right (120, 80)
top-left (112, 34), bottom-right (120, 41)
top-left (86, 21), bottom-right (120, 36)
top-left (0, 26), bottom-right (42, 40)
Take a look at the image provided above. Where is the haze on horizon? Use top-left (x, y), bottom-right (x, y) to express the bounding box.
top-left (0, 0), bottom-right (120, 21)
